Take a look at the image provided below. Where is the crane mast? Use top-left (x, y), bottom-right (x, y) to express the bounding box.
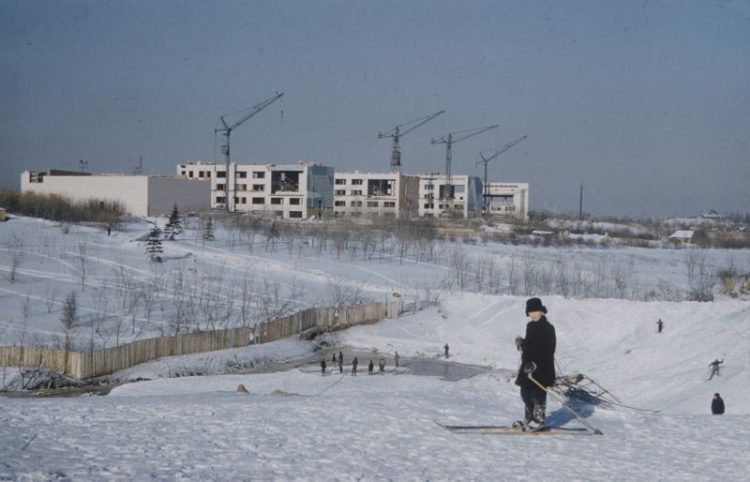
top-left (431, 124), bottom-right (498, 199)
top-left (215, 92), bottom-right (284, 212)
top-left (478, 135), bottom-right (527, 217)
top-left (378, 110), bottom-right (445, 172)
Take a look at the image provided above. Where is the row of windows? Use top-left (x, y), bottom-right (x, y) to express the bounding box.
top-left (334, 190), bottom-right (366, 196)
top-left (215, 196), bottom-right (301, 206)
top-left (423, 203), bottom-right (464, 210)
top-left (334, 178), bottom-right (364, 185)
top-left (183, 170), bottom-right (266, 179)
top-left (334, 201), bottom-right (396, 208)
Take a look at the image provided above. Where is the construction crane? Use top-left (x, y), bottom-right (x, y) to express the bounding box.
top-left (431, 124), bottom-right (498, 198)
top-left (477, 135), bottom-right (528, 217)
top-left (378, 110), bottom-right (445, 172)
top-left (215, 92), bottom-right (284, 212)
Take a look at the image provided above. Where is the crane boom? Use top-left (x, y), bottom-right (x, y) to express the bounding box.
top-left (378, 110), bottom-right (445, 172)
top-left (430, 124), bottom-right (498, 192)
top-left (478, 134), bottom-right (528, 217)
top-left (215, 92), bottom-right (284, 212)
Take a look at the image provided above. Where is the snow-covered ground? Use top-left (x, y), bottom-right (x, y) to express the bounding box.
top-left (1, 215), bottom-right (749, 480)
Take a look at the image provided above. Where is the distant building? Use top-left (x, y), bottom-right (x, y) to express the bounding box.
top-left (668, 230), bottom-right (695, 244)
top-left (417, 174), bottom-right (482, 218)
top-left (333, 171), bottom-right (419, 218)
top-left (177, 161), bottom-right (334, 220)
top-left (483, 182), bottom-right (529, 221)
top-left (21, 170), bottom-right (210, 217)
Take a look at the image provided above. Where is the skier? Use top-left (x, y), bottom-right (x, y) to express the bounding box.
top-left (711, 393), bottom-right (725, 415)
top-left (394, 351), bottom-right (400, 368)
top-left (708, 359), bottom-right (724, 380)
top-left (351, 357), bottom-right (358, 376)
top-left (368, 359), bottom-right (374, 375)
top-left (444, 343), bottom-right (450, 359)
top-left (514, 297), bottom-right (556, 430)
top-left (657, 319), bottom-right (663, 333)
top-left (320, 359), bottom-right (327, 376)
top-left (379, 358), bottom-right (385, 373)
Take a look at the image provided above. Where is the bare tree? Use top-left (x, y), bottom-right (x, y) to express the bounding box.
top-left (60, 292), bottom-right (78, 357)
top-left (76, 241), bottom-right (89, 291)
top-left (4, 233), bottom-right (24, 283)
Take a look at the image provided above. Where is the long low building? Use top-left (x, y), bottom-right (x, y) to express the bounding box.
top-left (21, 170), bottom-right (210, 217)
top-left (418, 174), bottom-right (483, 218)
top-left (333, 171), bottom-right (419, 218)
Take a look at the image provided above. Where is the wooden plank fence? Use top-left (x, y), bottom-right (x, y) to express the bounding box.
top-left (0, 301), bottom-right (402, 380)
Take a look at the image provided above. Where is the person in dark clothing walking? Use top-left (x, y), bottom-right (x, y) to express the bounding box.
top-left (444, 344), bottom-right (449, 359)
top-left (338, 354), bottom-right (343, 374)
top-left (332, 353), bottom-right (337, 364)
top-left (514, 297), bottom-right (556, 429)
top-left (320, 359), bottom-right (327, 376)
top-left (351, 357), bottom-right (358, 376)
top-left (368, 359), bottom-right (374, 375)
top-left (394, 351), bottom-right (400, 368)
top-left (657, 319), bottom-right (663, 333)
top-left (711, 393), bottom-right (725, 414)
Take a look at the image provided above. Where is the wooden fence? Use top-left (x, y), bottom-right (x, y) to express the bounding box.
top-left (0, 301), bottom-right (402, 380)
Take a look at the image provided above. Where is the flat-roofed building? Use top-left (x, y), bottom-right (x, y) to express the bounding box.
top-left (333, 171), bottom-right (419, 218)
top-left (417, 174), bottom-right (482, 218)
top-left (484, 182), bottom-right (529, 221)
top-left (177, 161), bottom-right (334, 220)
top-left (20, 170), bottom-right (210, 217)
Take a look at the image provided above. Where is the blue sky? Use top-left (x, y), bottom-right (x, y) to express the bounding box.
top-left (1, 0), bottom-right (749, 217)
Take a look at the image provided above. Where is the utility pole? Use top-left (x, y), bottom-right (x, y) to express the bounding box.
top-left (215, 92), bottom-right (284, 212)
top-left (579, 183), bottom-right (584, 220)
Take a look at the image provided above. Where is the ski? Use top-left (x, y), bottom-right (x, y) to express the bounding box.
top-left (435, 421), bottom-right (591, 435)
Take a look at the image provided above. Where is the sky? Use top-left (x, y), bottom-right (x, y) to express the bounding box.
top-left (1, 0), bottom-right (749, 218)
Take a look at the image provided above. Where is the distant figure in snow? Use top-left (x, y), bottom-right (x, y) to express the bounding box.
top-left (106, 225), bottom-right (111, 236)
top-left (320, 359), bottom-right (327, 376)
top-left (708, 359), bottom-right (724, 380)
top-left (351, 357), bottom-right (358, 376)
top-left (368, 360), bottom-right (374, 375)
top-left (394, 351), bottom-right (400, 368)
top-left (338, 354), bottom-right (343, 374)
top-left (444, 343), bottom-right (450, 359)
top-left (711, 393), bottom-right (725, 415)
top-left (379, 358), bottom-right (385, 373)
top-left (657, 319), bottom-right (663, 333)
top-left (332, 352), bottom-right (337, 364)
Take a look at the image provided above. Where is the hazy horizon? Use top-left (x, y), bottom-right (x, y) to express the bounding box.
top-left (2, 0), bottom-right (749, 218)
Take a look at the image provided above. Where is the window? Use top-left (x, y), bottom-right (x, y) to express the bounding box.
top-left (367, 201), bottom-right (378, 208)
top-left (216, 196), bottom-right (226, 204)
top-left (205, 171), bottom-right (211, 178)
top-left (289, 211), bottom-right (302, 218)
top-left (335, 178), bottom-right (346, 185)
top-left (216, 184), bottom-right (226, 191)
top-left (424, 203), bottom-right (434, 209)
top-left (237, 171), bottom-right (247, 179)
top-left (425, 183), bottom-right (433, 190)
top-left (252, 184), bottom-right (264, 192)
top-left (289, 198), bottom-right (301, 205)
top-left (351, 201), bottom-right (363, 207)
top-left (240, 197), bottom-right (247, 204)
top-left (180, 170), bottom-right (186, 177)
top-left (217, 171), bottom-right (226, 178)
top-left (334, 200), bottom-right (346, 207)
top-left (198, 171), bottom-right (204, 178)
top-left (351, 179), bottom-right (363, 185)
top-left (351, 190), bottom-right (363, 196)
top-left (236, 184), bottom-right (247, 192)
top-left (271, 198), bottom-right (282, 205)
top-left (252, 172), bottom-right (265, 179)
top-left (384, 201), bottom-right (396, 208)
top-left (188, 171), bottom-right (193, 178)
top-left (252, 197), bottom-right (265, 205)
top-left (335, 189), bottom-right (346, 196)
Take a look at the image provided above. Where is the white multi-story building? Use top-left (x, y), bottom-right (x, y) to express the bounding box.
top-left (332, 171), bottom-right (419, 218)
top-left (177, 161), bottom-right (334, 220)
top-left (20, 170), bottom-right (210, 217)
top-left (484, 182), bottom-right (529, 221)
top-left (417, 174), bottom-right (483, 218)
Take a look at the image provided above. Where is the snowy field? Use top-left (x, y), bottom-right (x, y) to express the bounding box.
top-left (1, 215), bottom-right (749, 480)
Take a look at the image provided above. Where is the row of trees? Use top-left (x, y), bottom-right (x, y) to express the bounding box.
top-left (0, 190), bottom-right (123, 224)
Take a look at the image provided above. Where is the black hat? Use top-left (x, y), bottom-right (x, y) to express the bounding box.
top-left (525, 297), bottom-right (547, 315)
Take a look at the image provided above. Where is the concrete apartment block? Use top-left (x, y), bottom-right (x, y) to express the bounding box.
top-left (21, 170), bottom-right (210, 217)
top-left (417, 174), bottom-right (482, 218)
top-left (333, 171), bottom-right (419, 218)
top-left (178, 161), bottom-right (334, 220)
top-left (484, 182), bottom-right (529, 221)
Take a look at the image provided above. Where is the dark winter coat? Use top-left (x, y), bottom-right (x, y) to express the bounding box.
top-left (515, 316), bottom-right (556, 388)
top-left (712, 396), bottom-right (725, 415)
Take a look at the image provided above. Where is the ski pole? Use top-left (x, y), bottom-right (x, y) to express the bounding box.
top-left (524, 362), bottom-right (603, 435)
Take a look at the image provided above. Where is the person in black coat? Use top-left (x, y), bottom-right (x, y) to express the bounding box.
top-left (711, 393), bottom-right (725, 415)
top-left (514, 297), bottom-right (556, 427)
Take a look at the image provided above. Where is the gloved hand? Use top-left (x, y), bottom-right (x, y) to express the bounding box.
top-left (514, 336), bottom-right (524, 351)
top-left (523, 362), bottom-right (537, 375)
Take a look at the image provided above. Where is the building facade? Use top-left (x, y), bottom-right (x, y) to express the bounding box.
top-left (20, 170), bottom-right (210, 217)
top-left (417, 174), bottom-right (483, 218)
top-left (332, 171), bottom-right (419, 218)
top-left (177, 161), bottom-right (334, 220)
top-left (484, 182), bottom-right (529, 221)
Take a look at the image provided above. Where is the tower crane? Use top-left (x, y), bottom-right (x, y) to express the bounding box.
top-left (477, 134), bottom-right (528, 217)
top-left (215, 92), bottom-right (284, 212)
top-left (378, 110), bottom-right (445, 172)
top-left (431, 124), bottom-right (498, 198)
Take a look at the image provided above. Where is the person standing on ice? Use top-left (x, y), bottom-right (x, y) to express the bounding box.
top-left (711, 393), bottom-right (725, 414)
top-left (708, 359), bottom-right (724, 380)
top-left (394, 351), bottom-right (400, 368)
top-left (368, 359), bottom-right (374, 375)
top-left (351, 357), bottom-right (358, 376)
top-left (338, 354), bottom-right (343, 374)
top-left (657, 319), bottom-right (663, 333)
top-left (444, 344), bottom-right (450, 359)
top-left (320, 359), bottom-right (327, 376)
top-left (514, 297), bottom-right (556, 429)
